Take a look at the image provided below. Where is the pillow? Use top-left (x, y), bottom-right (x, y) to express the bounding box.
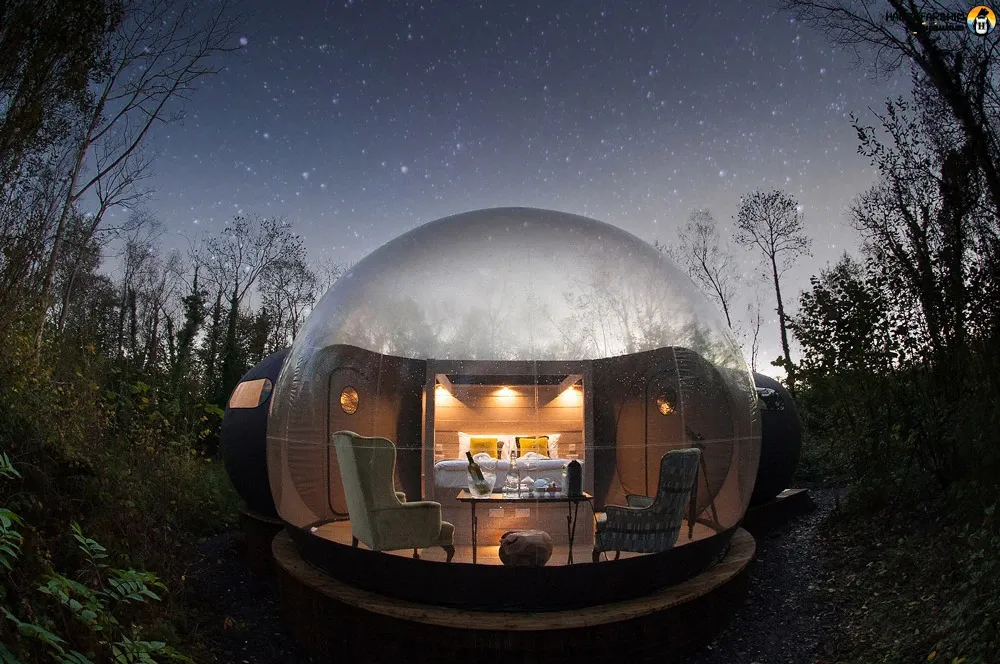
top-left (516, 436), bottom-right (549, 457)
top-left (459, 432), bottom-right (515, 458)
top-left (469, 436), bottom-right (502, 458)
top-left (514, 434), bottom-right (562, 457)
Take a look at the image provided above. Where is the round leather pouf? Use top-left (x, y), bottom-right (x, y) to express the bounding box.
top-left (499, 530), bottom-right (553, 566)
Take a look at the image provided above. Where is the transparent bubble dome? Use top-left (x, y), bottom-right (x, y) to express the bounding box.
top-left (291, 207), bottom-right (747, 362)
top-left (268, 207), bottom-right (761, 545)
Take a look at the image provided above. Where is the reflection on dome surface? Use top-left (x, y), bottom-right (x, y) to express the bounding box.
top-left (284, 207), bottom-right (748, 365)
top-left (267, 207), bottom-right (760, 605)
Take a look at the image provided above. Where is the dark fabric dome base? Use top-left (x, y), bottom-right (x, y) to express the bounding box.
top-left (221, 347), bottom-right (290, 518)
top-left (749, 373), bottom-right (803, 506)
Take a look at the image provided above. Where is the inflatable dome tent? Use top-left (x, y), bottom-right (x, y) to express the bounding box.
top-left (221, 347), bottom-right (289, 518)
top-left (266, 207), bottom-right (761, 611)
top-left (750, 372), bottom-right (803, 506)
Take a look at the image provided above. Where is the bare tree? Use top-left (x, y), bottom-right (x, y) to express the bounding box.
top-left (734, 189), bottom-right (812, 385)
top-left (35, 0), bottom-right (240, 352)
top-left (206, 216), bottom-right (302, 313)
top-left (261, 246), bottom-right (319, 349)
top-left (673, 209), bottom-right (739, 329)
top-left (783, 0), bottom-right (1000, 217)
top-left (314, 256), bottom-right (347, 297)
top-left (113, 210), bottom-right (163, 359)
top-left (206, 215), bottom-right (304, 399)
top-left (849, 95), bottom-right (992, 353)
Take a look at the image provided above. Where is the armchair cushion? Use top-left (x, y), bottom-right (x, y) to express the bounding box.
top-left (625, 494), bottom-right (654, 509)
top-left (371, 501), bottom-right (451, 551)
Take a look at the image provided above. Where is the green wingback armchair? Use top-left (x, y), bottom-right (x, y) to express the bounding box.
top-left (332, 430), bottom-right (455, 562)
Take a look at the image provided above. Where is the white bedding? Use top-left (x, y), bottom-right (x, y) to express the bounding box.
top-left (433, 453), bottom-right (582, 490)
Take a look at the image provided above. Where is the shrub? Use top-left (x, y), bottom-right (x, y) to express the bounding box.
top-left (0, 453), bottom-right (191, 663)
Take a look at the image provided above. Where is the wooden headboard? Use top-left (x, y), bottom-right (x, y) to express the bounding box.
top-left (432, 384), bottom-right (584, 460)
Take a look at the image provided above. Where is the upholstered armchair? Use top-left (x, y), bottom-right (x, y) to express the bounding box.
top-left (332, 430), bottom-right (455, 562)
top-left (592, 448), bottom-right (701, 562)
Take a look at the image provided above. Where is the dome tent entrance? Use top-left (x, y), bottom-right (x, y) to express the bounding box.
top-left (266, 207), bottom-right (760, 610)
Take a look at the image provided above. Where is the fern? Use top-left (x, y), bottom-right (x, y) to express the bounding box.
top-left (0, 642), bottom-right (22, 664)
top-left (105, 569), bottom-right (164, 604)
top-left (0, 454), bottom-right (19, 481)
top-left (37, 574), bottom-right (109, 631)
top-left (71, 522), bottom-right (108, 572)
top-left (54, 652), bottom-right (95, 664)
top-left (1, 461), bottom-right (189, 662)
top-left (112, 635), bottom-right (192, 663)
top-left (3, 607), bottom-right (68, 653)
top-left (0, 509), bottom-right (22, 573)
top-left (0, 455), bottom-right (24, 574)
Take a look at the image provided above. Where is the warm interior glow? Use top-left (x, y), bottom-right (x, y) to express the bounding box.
top-left (340, 386), bottom-right (359, 414)
top-left (656, 395), bottom-right (675, 416)
top-left (228, 378), bottom-right (272, 409)
top-left (495, 386), bottom-right (515, 398)
top-left (434, 383), bottom-right (453, 403)
top-left (558, 384), bottom-right (583, 406)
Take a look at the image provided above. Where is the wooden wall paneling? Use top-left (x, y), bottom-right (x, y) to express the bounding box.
top-left (423, 364), bottom-right (436, 500)
top-left (583, 362), bottom-right (596, 496)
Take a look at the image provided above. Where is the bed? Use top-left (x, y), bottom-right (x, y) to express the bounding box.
top-left (432, 432), bottom-right (583, 490)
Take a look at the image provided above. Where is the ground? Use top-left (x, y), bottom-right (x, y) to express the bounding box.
top-left (187, 489), bottom-right (845, 663)
top-left (687, 488), bottom-right (844, 663)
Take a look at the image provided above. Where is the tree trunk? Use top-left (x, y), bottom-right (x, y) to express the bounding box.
top-left (218, 282), bottom-right (240, 403)
top-left (770, 255), bottom-right (794, 388)
top-left (56, 258), bottom-right (81, 336)
top-left (145, 304), bottom-right (160, 375)
top-left (33, 87), bottom-right (108, 357)
top-left (205, 288), bottom-right (223, 390)
top-left (116, 280), bottom-right (128, 360)
top-left (165, 312), bottom-right (176, 369)
top-left (128, 288), bottom-right (138, 362)
top-left (902, 1), bottom-right (1000, 220)
top-left (34, 140), bottom-right (88, 355)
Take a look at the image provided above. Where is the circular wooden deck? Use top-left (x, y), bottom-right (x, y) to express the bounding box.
top-left (237, 502), bottom-right (284, 575)
top-left (273, 528), bottom-right (755, 663)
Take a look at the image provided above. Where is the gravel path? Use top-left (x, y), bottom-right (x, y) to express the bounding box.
top-left (687, 488), bottom-right (844, 663)
top-left (187, 488), bottom-right (844, 664)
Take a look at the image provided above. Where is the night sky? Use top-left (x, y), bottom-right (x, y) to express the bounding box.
top-left (128, 0), bottom-right (907, 370)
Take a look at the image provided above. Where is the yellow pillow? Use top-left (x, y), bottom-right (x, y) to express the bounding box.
top-left (469, 437), bottom-right (501, 458)
top-left (517, 436), bottom-right (549, 456)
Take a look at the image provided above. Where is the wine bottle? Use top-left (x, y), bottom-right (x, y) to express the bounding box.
top-left (466, 450), bottom-right (491, 496)
top-left (466, 450), bottom-right (485, 482)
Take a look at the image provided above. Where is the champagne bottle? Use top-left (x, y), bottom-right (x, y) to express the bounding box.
top-left (466, 450), bottom-right (485, 483)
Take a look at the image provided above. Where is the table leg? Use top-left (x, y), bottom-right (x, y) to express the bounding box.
top-left (567, 501), bottom-right (581, 565)
top-left (471, 502), bottom-right (478, 565)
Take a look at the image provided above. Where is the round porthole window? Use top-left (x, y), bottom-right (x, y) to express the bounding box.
top-left (656, 395), bottom-right (675, 416)
top-left (340, 386), bottom-right (359, 414)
